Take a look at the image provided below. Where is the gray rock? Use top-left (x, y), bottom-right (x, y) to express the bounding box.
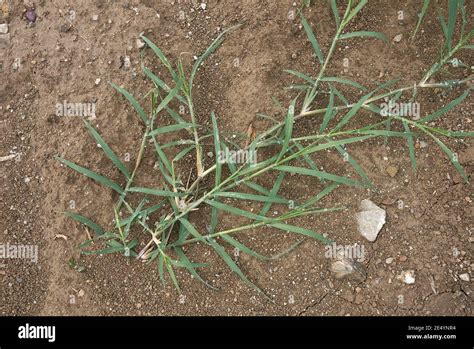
top-left (356, 199), bottom-right (386, 242)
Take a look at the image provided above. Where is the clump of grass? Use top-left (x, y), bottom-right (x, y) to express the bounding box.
top-left (57, 0), bottom-right (473, 298)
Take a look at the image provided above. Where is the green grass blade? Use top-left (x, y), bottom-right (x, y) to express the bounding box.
top-left (330, 0), bottom-right (341, 29)
top-left (174, 247), bottom-right (217, 290)
top-left (213, 192), bottom-right (288, 204)
top-left (149, 123), bottom-right (196, 137)
top-left (83, 121), bottom-right (131, 180)
top-left (294, 135), bottom-right (373, 152)
top-left (140, 35), bottom-right (178, 82)
top-left (210, 112), bottom-right (222, 233)
top-left (165, 259), bottom-right (181, 292)
top-left (110, 83), bottom-right (148, 125)
top-left (300, 13), bottom-right (324, 64)
top-left (332, 92), bottom-right (373, 132)
top-left (56, 156), bottom-right (124, 194)
top-left (221, 235), bottom-right (270, 261)
top-left (332, 142), bottom-right (373, 188)
top-left (211, 112), bottom-right (222, 187)
top-left (438, 12), bottom-right (448, 41)
top-left (209, 239), bottom-right (265, 296)
top-left (152, 79), bottom-right (184, 118)
top-left (82, 243), bottom-right (126, 255)
top-left (158, 254), bottom-right (165, 286)
top-left (173, 146), bottom-right (195, 162)
top-left (412, 0), bottom-right (430, 40)
top-left (190, 25), bottom-right (241, 92)
top-left (299, 183), bottom-right (339, 209)
top-left (447, 0), bottom-right (460, 49)
top-left (424, 130), bottom-right (468, 182)
top-left (420, 90), bottom-right (470, 123)
top-left (284, 69), bottom-right (315, 85)
top-left (339, 31), bottom-right (387, 42)
top-left (372, 79), bottom-right (401, 94)
top-left (128, 187), bottom-right (186, 197)
top-left (259, 172), bottom-right (286, 218)
top-left (345, 0), bottom-right (368, 24)
top-left (179, 218), bottom-right (267, 296)
top-left (331, 84), bottom-right (349, 105)
top-left (143, 67), bottom-right (188, 106)
top-left (122, 199), bottom-right (147, 239)
top-left (120, 201), bottom-right (166, 227)
top-left (152, 138), bottom-right (174, 176)
top-left (275, 165), bottom-right (361, 187)
top-left (270, 222), bottom-right (332, 244)
top-left (205, 200), bottom-right (266, 221)
top-left (320, 87), bottom-right (335, 133)
top-left (166, 106), bottom-right (188, 126)
top-left (64, 212), bottom-right (106, 236)
top-left (278, 99), bottom-right (296, 161)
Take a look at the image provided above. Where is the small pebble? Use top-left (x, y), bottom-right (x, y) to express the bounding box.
top-left (386, 165), bottom-right (398, 177)
top-left (0, 23), bottom-right (8, 34)
top-left (136, 38), bottom-right (145, 49)
top-left (25, 9), bottom-right (37, 23)
top-left (123, 55), bottom-right (131, 69)
top-left (399, 255), bottom-right (408, 262)
top-left (397, 270), bottom-right (415, 284)
top-left (393, 34), bottom-right (403, 43)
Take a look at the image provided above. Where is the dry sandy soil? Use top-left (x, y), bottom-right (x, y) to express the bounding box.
top-left (0, 0), bottom-right (473, 316)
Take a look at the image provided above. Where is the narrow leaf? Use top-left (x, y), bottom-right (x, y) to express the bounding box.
top-left (56, 157), bottom-right (124, 194)
top-left (83, 121), bottom-right (131, 180)
top-left (110, 83), bottom-right (148, 125)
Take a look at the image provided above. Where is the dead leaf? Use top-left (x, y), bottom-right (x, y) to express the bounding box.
top-left (54, 234), bottom-right (68, 241)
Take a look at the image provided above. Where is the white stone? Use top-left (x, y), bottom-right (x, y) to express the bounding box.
top-left (0, 23), bottom-right (8, 34)
top-left (123, 55), bottom-right (131, 69)
top-left (397, 270), bottom-right (416, 284)
top-left (356, 199), bottom-right (386, 242)
top-left (459, 273), bottom-right (470, 282)
top-left (136, 38), bottom-right (145, 49)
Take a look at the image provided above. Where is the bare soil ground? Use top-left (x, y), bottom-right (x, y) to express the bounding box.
top-left (0, 0), bottom-right (472, 316)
